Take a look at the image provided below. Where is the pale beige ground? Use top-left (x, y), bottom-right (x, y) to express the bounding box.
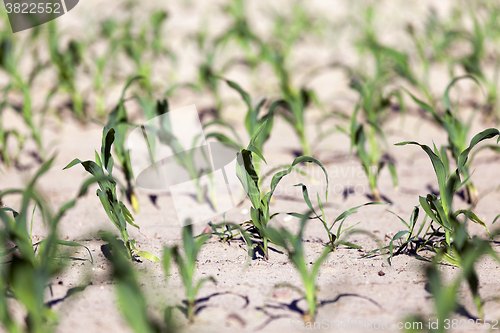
top-left (1, 0), bottom-right (500, 332)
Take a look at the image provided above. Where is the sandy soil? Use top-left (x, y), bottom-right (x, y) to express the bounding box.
top-left (1, 0), bottom-right (500, 332)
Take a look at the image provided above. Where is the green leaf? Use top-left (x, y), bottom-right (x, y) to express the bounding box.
top-left (136, 251), bottom-right (161, 262)
top-left (454, 210), bottom-right (490, 237)
top-left (396, 141), bottom-right (448, 207)
top-left (226, 80), bottom-right (252, 110)
top-left (248, 121), bottom-right (269, 148)
top-left (63, 158), bottom-right (84, 170)
top-left (102, 128), bottom-right (116, 171)
top-left (457, 128), bottom-right (500, 173)
top-left (443, 75), bottom-right (482, 112)
top-left (247, 144), bottom-right (267, 164)
top-left (55, 240), bottom-right (94, 264)
top-left (236, 149), bottom-right (261, 209)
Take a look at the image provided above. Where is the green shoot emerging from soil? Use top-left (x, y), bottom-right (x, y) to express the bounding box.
top-left (64, 127), bottom-right (159, 262)
top-left (101, 232), bottom-right (176, 333)
top-left (396, 128), bottom-right (500, 267)
top-left (0, 157), bottom-right (95, 333)
top-left (236, 122), bottom-right (328, 260)
top-left (404, 75), bottom-right (500, 204)
top-left (163, 224), bottom-right (215, 322)
top-left (265, 212), bottom-right (330, 323)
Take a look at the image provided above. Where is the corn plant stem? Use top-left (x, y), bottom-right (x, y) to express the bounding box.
top-left (299, 129), bottom-right (311, 156)
top-left (263, 237), bottom-right (269, 260)
top-left (367, 128), bottom-right (380, 201)
top-left (187, 300), bottom-right (195, 322)
top-left (303, 277), bottom-right (317, 322)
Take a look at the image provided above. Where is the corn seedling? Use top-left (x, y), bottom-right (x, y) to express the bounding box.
top-left (339, 17), bottom-right (409, 200)
top-left (365, 204), bottom-right (446, 266)
top-left (90, 19), bottom-right (122, 118)
top-left (217, 0), bottom-right (262, 65)
top-left (101, 232), bottom-right (176, 333)
top-left (193, 27), bottom-right (248, 115)
top-left (349, 104), bottom-right (398, 201)
top-left (163, 224), bottom-right (215, 322)
top-left (261, 47), bottom-right (318, 156)
top-left (64, 127), bottom-right (159, 262)
top-left (139, 98), bottom-right (216, 206)
top-left (235, 122), bottom-right (328, 259)
top-left (104, 77), bottom-right (144, 213)
top-left (357, 7), bottom-right (433, 104)
top-left (265, 212), bottom-right (330, 323)
top-left (47, 21), bottom-right (86, 120)
top-left (269, 1), bottom-right (325, 62)
top-left (403, 234), bottom-right (500, 332)
top-left (0, 157), bottom-right (97, 332)
top-left (119, 10), bottom-right (173, 91)
top-left (294, 180), bottom-right (385, 251)
top-left (0, 31), bottom-right (45, 160)
top-left (205, 79), bottom-right (276, 175)
top-left (404, 75), bottom-right (500, 204)
top-left (406, 9), bottom-right (467, 106)
top-left (0, 88), bottom-right (25, 167)
top-left (457, 13), bottom-right (500, 119)
top-left (396, 128), bottom-right (500, 265)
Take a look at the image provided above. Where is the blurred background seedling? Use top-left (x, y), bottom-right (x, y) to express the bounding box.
top-left (103, 77), bottom-right (144, 213)
top-left (205, 79), bottom-right (276, 175)
top-left (47, 21), bottom-right (86, 121)
top-left (0, 30), bottom-right (46, 162)
top-left (0, 90), bottom-right (25, 168)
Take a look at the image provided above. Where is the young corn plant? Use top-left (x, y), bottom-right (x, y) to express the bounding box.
top-left (294, 181), bottom-right (386, 251)
top-left (205, 79), bottom-right (276, 175)
top-left (0, 89), bottom-right (25, 168)
top-left (104, 77), bottom-right (144, 213)
top-left (404, 75), bottom-right (499, 204)
top-left (119, 10), bottom-right (173, 91)
top-left (64, 127), bottom-right (159, 262)
top-left (356, 6), bottom-right (433, 103)
top-left (90, 19), bottom-right (122, 118)
top-left (216, 0), bottom-right (262, 65)
top-left (138, 98), bottom-right (216, 206)
top-left (457, 14), bottom-right (500, 119)
top-left (261, 48), bottom-right (318, 156)
top-left (194, 38), bottom-right (223, 114)
top-left (265, 213), bottom-right (330, 323)
top-left (339, 22), bottom-right (407, 200)
top-left (163, 224), bottom-right (215, 322)
top-left (47, 21), bottom-right (86, 120)
top-left (396, 128), bottom-right (500, 266)
top-left (0, 31), bottom-right (45, 160)
top-left (101, 232), bottom-right (176, 333)
top-left (403, 235), bottom-right (500, 332)
top-left (365, 204), bottom-right (449, 266)
top-left (235, 122), bottom-right (328, 259)
top-left (0, 157), bottom-right (95, 333)
top-left (406, 8), bottom-right (466, 106)
top-left (348, 104), bottom-right (398, 201)
top-left (268, 1), bottom-right (325, 63)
